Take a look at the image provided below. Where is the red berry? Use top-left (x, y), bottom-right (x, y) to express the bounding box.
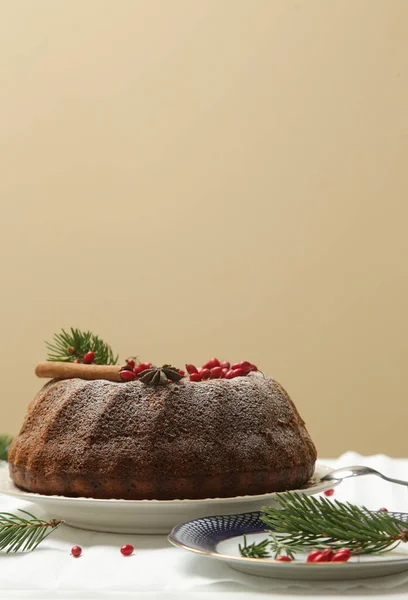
top-left (199, 368), bottom-right (211, 380)
top-left (219, 369), bottom-right (226, 378)
top-left (239, 361), bottom-right (258, 375)
top-left (324, 488), bottom-right (335, 496)
top-left (276, 555), bottom-right (292, 562)
top-left (202, 358), bottom-right (220, 369)
top-left (210, 366), bottom-right (222, 379)
top-left (120, 370), bottom-right (136, 381)
top-left (320, 548), bottom-right (335, 561)
top-left (309, 551), bottom-right (329, 563)
top-left (126, 359), bottom-right (136, 369)
top-left (225, 369), bottom-right (243, 379)
top-left (140, 362), bottom-right (152, 370)
top-left (178, 369), bottom-right (185, 376)
top-left (71, 545), bottom-right (82, 558)
top-left (239, 361), bottom-right (252, 370)
top-left (231, 362), bottom-right (241, 370)
top-left (189, 373), bottom-right (202, 382)
top-left (332, 549), bottom-right (351, 562)
top-left (186, 364), bottom-right (198, 375)
top-left (379, 507), bottom-right (388, 512)
top-left (134, 365), bottom-right (145, 375)
top-left (306, 550), bottom-right (322, 563)
top-left (83, 351), bottom-right (95, 364)
top-left (120, 544), bottom-right (134, 556)
top-left (219, 361), bottom-right (230, 369)
top-left (231, 368), bottom-right (244, 377)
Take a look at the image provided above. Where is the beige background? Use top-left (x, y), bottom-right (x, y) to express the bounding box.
top-left (0, 0), bottom-right (407, 456)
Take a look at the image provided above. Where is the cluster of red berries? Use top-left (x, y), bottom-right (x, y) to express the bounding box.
top-left (119, 359), bottom-right (153, 381)
top-left (307, 547), bottom-right (351, 563)
top-left (120, 359), bottom-right (185, 382)
top-left (186, 358), bottom-right (258, 382)
top-left (275, 547), bottom-right (351, 563)
top-left (71, 544), bottom-right (134, 558)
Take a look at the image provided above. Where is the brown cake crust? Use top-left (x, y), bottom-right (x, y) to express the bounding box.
top-left (8, 374), bottom-right (317, 499)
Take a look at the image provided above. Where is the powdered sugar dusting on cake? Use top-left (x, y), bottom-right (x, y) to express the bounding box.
top-left (8, 373), bottom-right (317, 499)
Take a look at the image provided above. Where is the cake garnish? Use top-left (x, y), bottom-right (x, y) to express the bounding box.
top-left (46, 328), bottom-right (118, 365)
top-left (118, 360), bottom-right (153, 381)
top-left (36, 362), bottom-right (124, 382)
top-left (186, 359), bottom-right (258, 381)
top-left (138, 365), bottom-right (184, 386)
top-left (119, 368), bottom-right (136, 381)
top-left (40, 330), bottom-right (259, 384)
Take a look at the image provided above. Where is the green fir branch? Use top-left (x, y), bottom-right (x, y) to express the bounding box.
top-left (239, 493), bottom-right (408, 560)
top-left (261, 492), bottom-right (408, 555)
top-left (46, 328), bottom-right (118, 365)
top-left (0, 509), bottom-right (63, 553)
top-left (0, 435), bottom-right (13, 462)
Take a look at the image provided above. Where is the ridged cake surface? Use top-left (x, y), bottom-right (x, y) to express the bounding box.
top-left (9, 374), bottom-right (317, 499)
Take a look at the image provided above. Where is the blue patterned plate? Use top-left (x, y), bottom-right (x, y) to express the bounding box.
top-left (168, 511), bottom-right (408, 580)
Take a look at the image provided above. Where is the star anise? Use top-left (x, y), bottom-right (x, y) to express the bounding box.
top-left (138, 365), bottom-right (183, 386)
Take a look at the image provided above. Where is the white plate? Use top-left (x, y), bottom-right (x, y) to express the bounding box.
top-left (0, 462), bottom-right (336, 534)
top-left (169, 511), bottom-right (408, 580)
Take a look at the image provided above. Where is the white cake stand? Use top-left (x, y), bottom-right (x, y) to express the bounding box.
top-left (0, 462), bottom-right (337, 534)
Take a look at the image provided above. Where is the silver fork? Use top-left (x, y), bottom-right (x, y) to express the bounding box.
top-left (321, 465), bottom-right (408, 487)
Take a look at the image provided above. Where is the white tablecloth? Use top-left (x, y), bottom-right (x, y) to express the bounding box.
top-left (1, 452), bottom-right (408, 600)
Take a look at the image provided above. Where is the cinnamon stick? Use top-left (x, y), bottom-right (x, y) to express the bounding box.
top-left (35, 362), bottom-right (123, 382)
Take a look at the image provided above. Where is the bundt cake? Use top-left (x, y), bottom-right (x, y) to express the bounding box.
top-left (9, 373), bottom-right (317, 499)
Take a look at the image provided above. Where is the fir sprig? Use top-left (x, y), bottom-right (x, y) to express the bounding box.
top-left (268, 532), bottom-right (306, 559)
top-left (0, 435), bottom-right (13, 462)
top-left (238, 533), bottom-right (305, 559)
top-left (238, 535), bottom-right (271, 558)
top-left (46, 328), bottom-right (118, 365)
top-left (262, 492), bottom-right (408, 555)
top-left (238, 493), bottom-right (408, 560)
top-left (0, 509), bottom-right (63, 553)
